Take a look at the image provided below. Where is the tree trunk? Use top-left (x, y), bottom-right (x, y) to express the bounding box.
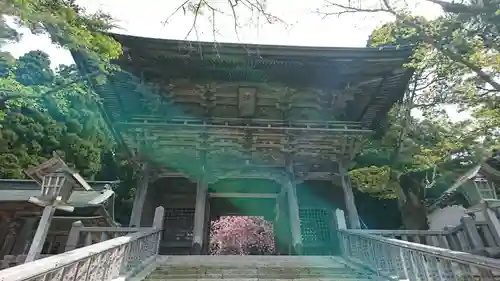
top-left (398, 171), bottom-right (430, 230)
top-left (399, 190), bottom-right (429, 230)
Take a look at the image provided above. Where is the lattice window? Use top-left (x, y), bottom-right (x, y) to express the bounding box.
top-left (299, 208), bottom-right (332, 245)
top-left (163, 208), bottom-right (195, 242)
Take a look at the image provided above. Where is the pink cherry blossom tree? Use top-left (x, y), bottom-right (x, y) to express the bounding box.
top-left (209, 216), bottom-right (275, 255)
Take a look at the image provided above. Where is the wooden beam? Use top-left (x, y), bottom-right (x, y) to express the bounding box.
top-left (116, 121), bottom-right (371, 134)
top-left (208, 193), bottom-right (278, 199)
top-left (127, 116), bottom-right (362, 126)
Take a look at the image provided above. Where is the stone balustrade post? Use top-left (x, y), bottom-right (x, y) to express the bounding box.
top-left (153, 206), bottom-right (165, 230)
top-left (444, 226), bottom-right (460, 251)
top-left (482, 201), bottom-right (500, 246)
top-left (335, 209), bottom-right (347, 230)
top-left (335, 209), bottom-right (347, 256)
top-left (461, 215), bottom-right (484, 251)
top-left (153, 206), bottom-right (165, 254)
top-left (65, 221), bottom-right (83, 252)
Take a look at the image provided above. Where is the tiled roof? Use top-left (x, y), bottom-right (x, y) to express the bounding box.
top-left (427, 153), bottom-right (500, 211)
top-left (0, 179), bottom-right (119, 206)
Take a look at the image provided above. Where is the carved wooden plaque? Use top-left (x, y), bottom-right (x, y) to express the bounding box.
top-left (237, 86), bottom-right (257, 117)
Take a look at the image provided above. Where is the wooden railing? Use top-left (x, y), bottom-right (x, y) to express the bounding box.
top-left (0, 207), bottom-right (164, 281)
top-left (339, 229), bottom-right (500, 280)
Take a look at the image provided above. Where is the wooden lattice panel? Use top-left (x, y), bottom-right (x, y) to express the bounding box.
top-left (163, 208), bottom-right (195, 243)
top-left (299, 208), bottom-right (333, 245)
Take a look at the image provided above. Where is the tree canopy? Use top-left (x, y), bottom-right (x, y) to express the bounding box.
top-left (0, 50), bottom-right (138, 224)
top-left (0, 50), bottom-right (107, 176)
top-left (0, 0), bottom-right (121, 60)
top-left (324, 0), bottom-right (499, 136)
top-left (340, 1), bottom-right (500, 229)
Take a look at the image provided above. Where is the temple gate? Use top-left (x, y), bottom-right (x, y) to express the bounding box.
top-left (73, 35), bottom-right (413, 255)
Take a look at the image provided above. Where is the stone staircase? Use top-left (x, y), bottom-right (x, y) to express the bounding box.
top-left (3, 218), bottom-right (500, 281)
top-left (144, 256), bottom-right (381, 281)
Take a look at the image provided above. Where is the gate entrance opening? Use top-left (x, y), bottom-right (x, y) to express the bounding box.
top-left (209, 216), bottom-right (275, 255)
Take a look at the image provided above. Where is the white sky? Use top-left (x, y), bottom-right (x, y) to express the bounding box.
top-left (3, 0), bottom-right (467, 121)
top-left (2, 0), bottom-right (444, 66)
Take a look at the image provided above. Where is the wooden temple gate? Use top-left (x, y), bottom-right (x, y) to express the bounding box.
top-left (73, 34), bottom-right (413, 255)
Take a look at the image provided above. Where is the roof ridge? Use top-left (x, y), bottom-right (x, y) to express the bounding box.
top-left (105, 31), bottom-right (414, 54)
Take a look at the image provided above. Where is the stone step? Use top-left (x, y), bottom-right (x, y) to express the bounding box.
top-left (154, 266), bottom-right (361, 272)
top-left (156, 256), bottom-right (358, 268)
top-left (146, 279), bottom-right (375, 281)
top-left (147, 276), bottom-right (374, 280)
top-left (149, 272), bottom-right (370, 277)
top-left (150, 267), bottom-right (370, 278)
top-left (143, 256), bottom-right (381, 281)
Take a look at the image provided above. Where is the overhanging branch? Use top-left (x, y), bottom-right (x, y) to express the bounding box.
top-left (321, 1), bottom-right (500, 92)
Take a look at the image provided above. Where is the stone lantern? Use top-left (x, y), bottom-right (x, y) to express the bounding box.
top-left (24, 153), bottom-right (93, 262)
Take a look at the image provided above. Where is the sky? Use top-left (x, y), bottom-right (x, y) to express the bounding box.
top-left (2, 0), bottom-right (467, 120)
top-left (2, 0), bottom-right (444, 66)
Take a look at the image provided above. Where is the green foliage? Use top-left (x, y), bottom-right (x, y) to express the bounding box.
top-left (16, 51), bottom-right (54, 86)
top-left (367, 16), bottom-right (426, 48)
top-left (362, 0), bottom-right (499, 137)
top-left (0, 50), bottom-right (109, 177)
top-left (0, 0), bottom-right (122, 60)
top-left (0, 50), bottom-right (137, 224)
top-left (349, 4), bottom-right (500, 213)
top-left (350, 109), bottom-right (483, 201)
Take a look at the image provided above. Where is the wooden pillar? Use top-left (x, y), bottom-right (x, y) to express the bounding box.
top-left (202, 198), bottom-right (211, 254)
top-left (0, 219), bottom-right (19, 258)
top-left (192, 181), bottom-right (208, 254)
top-left (12, 218), bottom-right (37, 255)
top-left (0, 215), bottom-right (12, 258)
top-left (0, 214), bottom-right (9, 241)
top-left (274, 190), bottom-right (292, 255)
top-left (286, 179), bottom-right (303, 255)
top-left (130, 163), bottom-right (150, 227)
top-left (339, 162), bottom-right (361, 229)
top-left (25, 206), bottom-right (56, 262)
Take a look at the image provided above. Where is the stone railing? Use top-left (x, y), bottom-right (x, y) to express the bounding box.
top-left (0, 228), bottom-right (162, 281)
top-left (0, 254), bottom-right (52, 269)
top-left (65, 206), bottom-right (165, 252)
top-left (0, 207), bottom-right (164, 281)
top-left (65, 224), bottom-right (151, 251)
top-left (357, 217), bottom-right (500, 255)
top-left (339, 229), bottom-right (500, 280)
